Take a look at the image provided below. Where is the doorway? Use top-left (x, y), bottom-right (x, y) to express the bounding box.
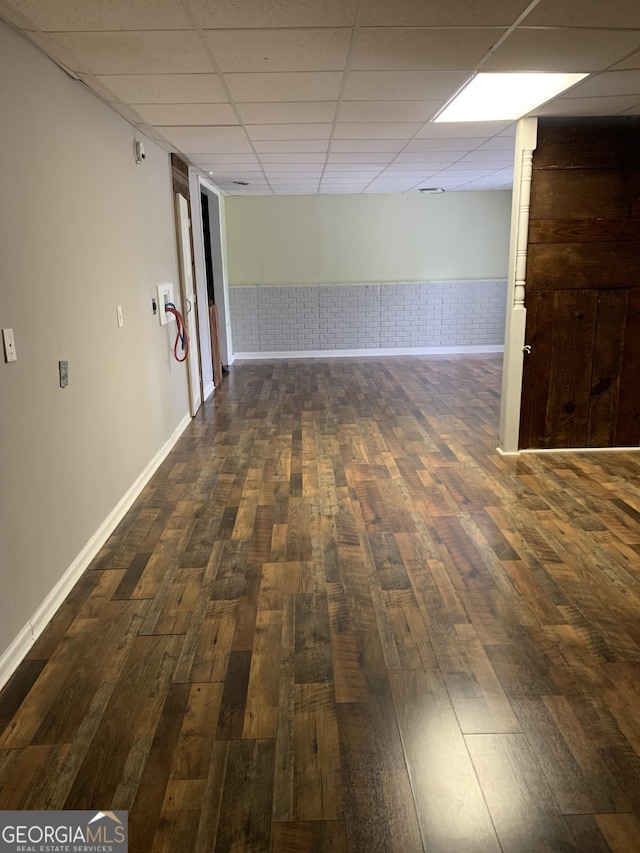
top-left (201, 192), bottom-right (223, 388)
top-left (175, 192), bottom-right (202, 417)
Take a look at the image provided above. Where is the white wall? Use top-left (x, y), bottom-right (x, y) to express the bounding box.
top-left (225, 191), bottom-right (511, 285)
top-left (0, 22), bottom-right (189, 670)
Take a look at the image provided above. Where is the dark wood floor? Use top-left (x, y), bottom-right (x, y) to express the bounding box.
top-left (1, 356), bottom-right (640, 852)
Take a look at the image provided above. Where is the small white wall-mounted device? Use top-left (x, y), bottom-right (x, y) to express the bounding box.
top-left (156, 283), bottom-right (175, 325)
top-left (2, 328), bottom-right (17, 363)
top-left (134, 139), bottom-right (146, 164)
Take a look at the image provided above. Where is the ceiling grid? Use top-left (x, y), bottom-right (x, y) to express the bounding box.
top-left (3, 0), bottom-right (640, 194)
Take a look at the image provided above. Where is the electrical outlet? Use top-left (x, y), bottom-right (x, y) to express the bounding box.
top-left (116, 305), bottom-right (124, 327)
top-left (156, 283), bottom-right (175, 326)
top-left (2, 329), bottom-right (17, 363)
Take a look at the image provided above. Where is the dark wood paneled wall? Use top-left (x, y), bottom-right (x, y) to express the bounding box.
top-left (520, 117), bottom-right (640, 449)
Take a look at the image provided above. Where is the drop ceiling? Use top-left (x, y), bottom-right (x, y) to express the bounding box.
top-left (2, 0), bottom-right (640, 195)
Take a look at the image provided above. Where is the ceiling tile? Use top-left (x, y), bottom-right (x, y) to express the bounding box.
top-left (205, 29), bottom-right (351, 72)
top-left (247, 124), bottom-right (332, 140)
top-left (334, 123), bottom-right (421, 139)
top-left (423, 170), bottom-right (486, 179)
top-left (269, 184), bottom-right (320, 190)
top-left (207, 170), bottom-right (265, 179)
top-left (328, 153), bottom-right (395, 163)
top-left (611, 50), bottom-right (640, 71)
top-left (476, 136), bottom-right (517, 151)
top-left (259, 153), bottom-right (327, 163)
top-left (365, 184), bottom-right (420, 192)
top-left (324, 166), bottom-right (383, 174)
top-left (190, 0), bottom-right (357, 28)
top-left (382, 162), bottom-right (439, 171)
top-left (254, 140), bottom-right (329, 152)
top-left (97, 73), bottom-right (227, 104)
top-left (131, 103), bottom-right (237, 125)
top-left (563, 70), bottom-right (640, 98)
top-left (457, 160), bottom-right (512, 170)
top-left (50, 31), bottom-right (212, 75)
top-left (266, 175), bottom-right (323, 182)
top-left (404, 138), bottom-right (484, 151)
top-left (203, 166), bottom-right (264, 174)
top-left (620, 103), bottom-right (640, 114)
top-left (330, 139), bottom-right (407, 152)
top-left (457, 149), bottom-right (514, 162)
top-left (11, 0), bottom-right (192, 31)
top-left (398, 162), bottom-right (459, 172)
top-left (190, 153), bottom-right (259, 165)
top-left (157, 125), bottom-right (250, 153)
top-left (368, 173), bottom-right (420, 181)
top-left (238, 101), bottom-right (337, 123)
top-left (225, 71), bottom-right (343, 102)
top-left (524, 0), bottom-right (640, 28)
top-left (361, 0), bottom-right (530, 27)
top-left (484, 28), bottom-right (640, 72)
top-left (343, 70), bottom-right (468, 101)
top-left (534, 94), bottom-right (640, 116)
top-left (396, 152), bottom-right (463, 162)
top-left (416, 122), bottom-right (513, 138)
top-left (338, 101), bottom-right (441, 123)
top-left (414, 178), bottom-right (466, 187)
top-left (351, 28), bottom-right (506, 71)
top-left (263, 163), bottom-right (323, 172)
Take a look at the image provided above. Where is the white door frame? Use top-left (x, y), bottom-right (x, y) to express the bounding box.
top-left (498, 117), bottom-right (538, 455)
top-left (198, 177), bottom-right (234, 366)
top-left (175, 192), bottom-right (202, 417)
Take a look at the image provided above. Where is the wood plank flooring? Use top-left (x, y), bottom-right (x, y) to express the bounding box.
top-left (2, 356), bottom-right (640, 852)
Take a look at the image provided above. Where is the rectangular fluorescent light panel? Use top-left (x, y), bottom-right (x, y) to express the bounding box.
top-left (435, 73), bottom-right (588, 122)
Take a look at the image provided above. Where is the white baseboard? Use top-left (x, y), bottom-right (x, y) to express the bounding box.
top-left (498, 445), bottom-right (640, 456)
top-left (234, 345), bottom-right (504, 360)
top-left (0, 412), bottom-right (192, 692)
top-left (203, 380), bottom-right (215, 401)
top-left (521, 446), bottom-right (640, 454)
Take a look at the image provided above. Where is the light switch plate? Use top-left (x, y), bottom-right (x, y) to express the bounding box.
top-left (59, 360), bottom-right (69, 388)
top-left (2, 328), bottom-right (17, 363)
top-left (116, 305), bottom-right (124, 327)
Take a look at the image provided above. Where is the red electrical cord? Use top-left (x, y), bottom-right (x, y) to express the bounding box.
top-left (164, 305), bottom-right (189, 362)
